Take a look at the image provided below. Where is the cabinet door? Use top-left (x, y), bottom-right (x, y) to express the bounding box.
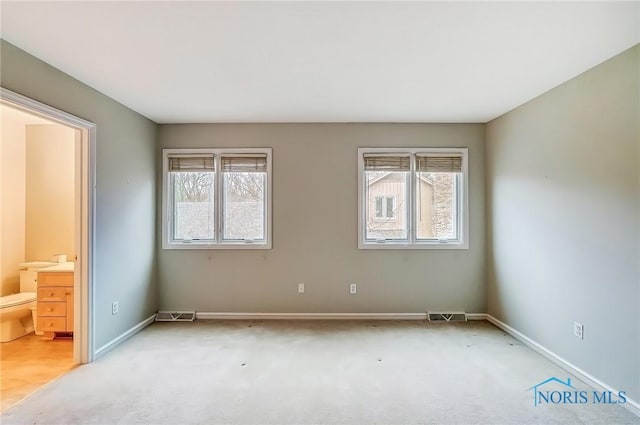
top-left (66, 288), bottom-right (74, 332)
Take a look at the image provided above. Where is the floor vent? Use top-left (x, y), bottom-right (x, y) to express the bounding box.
top-left (155, 311), bottom-right (196, 322)
top-left (427, 312), bottom-right (467, 323)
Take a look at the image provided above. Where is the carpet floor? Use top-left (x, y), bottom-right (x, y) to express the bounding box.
top-left (1, 320), bottom-right (638, 424)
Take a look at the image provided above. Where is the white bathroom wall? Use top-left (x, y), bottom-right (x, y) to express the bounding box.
top-left (25, 124), bottom-right (75, 262)
top-left (0, 112), bottom-right (2, 294)
top-left (0, 109), bottom-right (26, 295)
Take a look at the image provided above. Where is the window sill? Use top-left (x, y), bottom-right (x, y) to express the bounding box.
top-left (358, 241), bottom-right (468, 250)
top-left (163, 242), bottom-right (271, 250)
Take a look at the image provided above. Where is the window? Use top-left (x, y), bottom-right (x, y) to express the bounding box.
top-left (163, 148), bottom-right (272, 249)
top-left (358, 148), bottom-right (468, 249)
top-left (374, 196), bottom-right (395, 219)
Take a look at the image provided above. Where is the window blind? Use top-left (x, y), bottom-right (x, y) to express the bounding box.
top-left (416, 155), bottom-right (462, 173)
top-left (221, 155), bottom-right (267, 173)
top-left (363, 155), bottom-right (410, 171)
top-left (168, 154), bottom-right (214, 172)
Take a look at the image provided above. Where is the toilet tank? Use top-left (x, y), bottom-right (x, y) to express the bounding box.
top-left (18, 262), bottom-right (58, 292)
top-left (20, 270), bottom-right (39, 292)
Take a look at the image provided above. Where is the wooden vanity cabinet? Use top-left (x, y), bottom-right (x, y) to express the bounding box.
top-left (37, 272), bottom-right (74, 339)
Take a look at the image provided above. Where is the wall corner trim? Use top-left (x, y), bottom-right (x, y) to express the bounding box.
top-left (483, 313), bottom-right (639, 417)
top-left (94, 313), bottom-right (156, 359)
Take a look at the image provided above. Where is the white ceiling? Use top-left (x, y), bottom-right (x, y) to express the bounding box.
top-left (1, 1), bottom-right (638, 124)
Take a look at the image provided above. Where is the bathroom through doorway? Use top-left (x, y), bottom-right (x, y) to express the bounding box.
top-left (0, 88), bottom-right (95, 410)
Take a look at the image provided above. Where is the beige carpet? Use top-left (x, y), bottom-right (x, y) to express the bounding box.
top-left (1, 320), bottom-right (638, 424)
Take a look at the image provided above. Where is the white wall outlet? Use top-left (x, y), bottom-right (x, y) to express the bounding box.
top-left (574, 321), bottom-right (583, 339)
top-left (298, 283), bottom-right (305, 294)
top-left (112, 301), bottom-right (119, 315)
top-left (349, 283), bottom-right (357, 294)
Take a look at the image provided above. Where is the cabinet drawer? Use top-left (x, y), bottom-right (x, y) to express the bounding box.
top-left (38, 302), bottom-right (66, 317)
top-left (38, 317), bottom-right (66, 332)
top-left (38, 272), bottom-right (73, 287)
top-left (38, 287), bottom-right (68, 301)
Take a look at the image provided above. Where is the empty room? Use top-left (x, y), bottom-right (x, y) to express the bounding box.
top-left (0, 1), bottom-right (638, 424)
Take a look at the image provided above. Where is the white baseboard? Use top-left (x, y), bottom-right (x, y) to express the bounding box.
top-left (484, 313), bottom-right (639, 417)
top-left (94, 313), bottom-right (156, 359)
top-left (196, 312), bottom-right (491, 321)
top-left (465, 313), bottom-right (487, 321)
top-left (196, 312), bottom-right (428, 320)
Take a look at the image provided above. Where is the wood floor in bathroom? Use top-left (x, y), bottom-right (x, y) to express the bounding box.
top-left (0, 333), bottom-right (74, 412)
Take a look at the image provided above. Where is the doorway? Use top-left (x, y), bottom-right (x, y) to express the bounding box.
top-left (0, 88), bottom-right (94, 409)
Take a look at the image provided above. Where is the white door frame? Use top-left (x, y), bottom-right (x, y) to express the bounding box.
top-left (1, 87), bottom-right (95, 364)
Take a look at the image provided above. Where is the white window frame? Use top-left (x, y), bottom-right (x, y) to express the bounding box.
top-left (374, 196), bottom-right (396, 220)
top-left (358, 147), bottom-right (469, 250)
top-left (162, 148), bottom-right (272, 249)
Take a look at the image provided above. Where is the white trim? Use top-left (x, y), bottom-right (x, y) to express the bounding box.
top-left (0, 87), bottom-right (95, 129)
top-left (484, 314), bottom-right (640, 417)
top-left (358, 241), bottom-right (470, 250)
top-left (94, 314), bottom-right (156, 359)
top-left (465, 313), bottom-right (488, 321)
top-left (196, 312), bottom-right (428, 320)
top-left (0, 87), bottom-right (96, 364)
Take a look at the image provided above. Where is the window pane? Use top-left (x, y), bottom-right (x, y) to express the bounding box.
top-left (375, 197), bottom-right (383, 217)
top-left (386, 197), bottom-right (394, 218)
top-left (172, 172), bottom-right (215, 240)
top-left (365, 171), bottom-right (408, 240)
top-left (416, 172), bottom-right (458, 240)
top-left (223, 172), bottom-right (265, 240)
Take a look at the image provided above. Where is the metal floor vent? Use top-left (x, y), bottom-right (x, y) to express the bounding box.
top-left (155, 311), bottom-right (196, 322)
top-left (427, 312), bottom-right (467, 323)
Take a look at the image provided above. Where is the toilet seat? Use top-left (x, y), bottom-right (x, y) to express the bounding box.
top-left (0, 292), bottom-right (36, 309)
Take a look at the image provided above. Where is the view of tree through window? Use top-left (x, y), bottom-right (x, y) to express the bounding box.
top-left (164, 149), bottom-right (271, 248)
top-left (223, 172), bottom-right (265, 240)
top-left (170, 171), bottom-right (267, 241)
top-left (417, 172), bottom-right (456, 239)
top-left (172, 171), bottom-right (215, 240)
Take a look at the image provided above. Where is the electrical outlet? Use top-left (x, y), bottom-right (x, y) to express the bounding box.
top-left (298, 283), bottom-right (305, 294)
top-left (574, 321), bottom-right (583, 339)
top-left (112, 301), bottom-right (119, 315)
top-left (349, 283), bottom-right (357, 294)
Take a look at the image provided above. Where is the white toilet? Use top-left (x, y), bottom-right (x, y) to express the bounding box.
top-left (0, 262), bottom-right (54, 342)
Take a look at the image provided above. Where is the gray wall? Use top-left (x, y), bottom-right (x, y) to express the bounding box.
top-left (158, 124), bottom-right (485, 313)
top-left (486, 45), bottom-right (640, 402)
top-left (1, 39), bottom-right (158, 349)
